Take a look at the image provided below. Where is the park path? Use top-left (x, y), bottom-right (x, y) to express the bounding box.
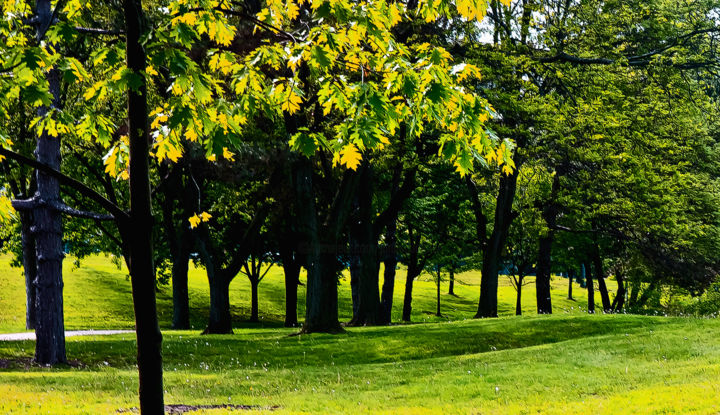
top-left (0, 330), bottom-right (133, 341)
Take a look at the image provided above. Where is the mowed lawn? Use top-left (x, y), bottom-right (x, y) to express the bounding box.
top-left (0, 254), bottom-right (601, 333)
top-left (2, 255), bottom-right (718, 413)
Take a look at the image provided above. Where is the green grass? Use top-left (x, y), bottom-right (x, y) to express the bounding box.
top-left (0, 253), bottom-right (604, 333)
top-left (5, 254), bottom-right (717, 413)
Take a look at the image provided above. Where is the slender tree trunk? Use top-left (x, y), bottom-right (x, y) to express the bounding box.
top-left (435, 268), bottom-right (441, 317)
top-left (567, 270), bottom-right (574, 300)
top-left (281, 248), bottom-right (300, 327)
top-left (448, 268), bottom-right (455, 296)
top-left (585, 262), bottom-right (595, 314)
top-left (20, 212), bottom-right (37, 330)
top-left (171, 240), bottom-right (191, 330)
top-left (628, 281), bottom-right (640, 308)
top-left (515, 277), bottom-right (523, 316)
top-left (250, 279), bottom-right (259, 323)
top-left (475, 170), bottom-right (518, 318)
top-left (32, 0), bottom-right (65, 366)
top-left (379, 218), bottom-right (397, 325)
top-left (124, 0), bottom-right (164, 411)
top-left (612, 273), bottom-right (626, 312)
top-left (348, 236), bottom-right (361, 322)
top-left (402, 267), bottom-right (419, 322)
top-left (535, 234), bottom-right (553, 314)
top-left (592, 244), bottom-right (612, 312)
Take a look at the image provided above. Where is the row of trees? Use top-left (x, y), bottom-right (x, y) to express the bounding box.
top-left (1, 0), bottom-right (719, 413)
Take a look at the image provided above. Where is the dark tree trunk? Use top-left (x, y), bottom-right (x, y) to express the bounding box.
top-left (294, 159), bottom-right (343, 333)
top-left (32, 0), bottom-right (65, 366)
top-left (568, 270), bottom-right (574, 300)
top-left (585, 262), bottom-right (595, 314)
top-left (280, 245), bottom-right (300, 327)
top-left (348, 236), bottom-right (361, 322)
top-left (515, 276), bottom-right (523, 316)
top-left (378, 218), bottom-right (397, 325)
top-left (592, 243), bottom-right (612, 313)
top-left (348, 164), bottom-right (380, 326)
top-left (124, 0), bottom-right (164, 411)
top-left (203, 261), bottom-right (232, 334)
top-left (448, 268), bottom-right (455, 296)
top-left (628, 281), bottom-right (640, 308)
top-left (535, 234), bottom-right (553, 314)
top-left (475, 170), bottom-right (518, 318)
top-left (612, 273), bottom-right (626, 312)
top-left (435, 268), bottom-right (441, 317)
top-left (250, 279), bottom-right (259, 323)
top-left (170, 239), bottom-right (191, 330)
top-left (402, 267), bottom-right (419, 322)
top-left (20, 211), bottom-right (37, 330)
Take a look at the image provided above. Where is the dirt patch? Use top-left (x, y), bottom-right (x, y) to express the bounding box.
top-left (119, 404), bottom-right (278, 414)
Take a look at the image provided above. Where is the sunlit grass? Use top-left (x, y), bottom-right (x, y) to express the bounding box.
top-left (0, 254), bottom-right (608, 333)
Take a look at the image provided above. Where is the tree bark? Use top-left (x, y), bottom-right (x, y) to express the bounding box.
top-left (448, 268), bottom-right (455, 296)
top-left (32, 0), bottom-right (65, 366)
top-left (378, 218), bottom-right (397, 325)
top-left (170, 237), bottom-right (191, 330)
top-left (294, 158), bottom-right (343, 333)
top-left (124, 1), bottom-right (165, 411)
top-left (585, 262), bottom-right (595, 314)
top-left (535, 234), bottom-right (553, 314)
top-left (280, 243), bottom-right (300, 327)
top-left (592, 243), bottom-right (612, 313)
top-left (20, 211), bottom-right (37, 330)
top-left (475, 170), bottom-right (518, 318)
top-left (611, 272), bottom-right (626, 312)
top-left (435, 268), bottom-right (441, 317)
top-left (567, 270), bottom-right (574, 300)
top-left (401, 267), bottom-right (418, 322)
top-left (515, 276), bottom-right (523, 316)
top-left (250, 279), bottom-right (259, 323)
top-left (348, 164), bottom-right (380, 326)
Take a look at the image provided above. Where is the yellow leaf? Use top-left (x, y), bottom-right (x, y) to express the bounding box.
top-left (200, 211), bottom-right (212, 222)
top-left (222, 147), bottom-right (235, 161)
top-left (207, 154), bottom-right (217, 162)
top-left (281, 88), bottom-right (302, 114)
top-left (188, 214), bottom-right (202, 229)
top-left (339, 144), bottom-right (362, 170)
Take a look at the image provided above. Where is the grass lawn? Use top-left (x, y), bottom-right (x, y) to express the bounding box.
top-left (3, 255), bottom-right (717, 413)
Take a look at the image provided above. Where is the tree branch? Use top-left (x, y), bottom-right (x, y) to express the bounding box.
top-left (0, 146), bottom-right (129, 221)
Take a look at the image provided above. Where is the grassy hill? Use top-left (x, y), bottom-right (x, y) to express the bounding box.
top-left (5, 255), bottom-right (716, 414)
top-left (0, 254), bottom-right (604, 333)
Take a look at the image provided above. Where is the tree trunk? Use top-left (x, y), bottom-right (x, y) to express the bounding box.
top-left (448, 268), bottom-right (455, 296)
top-left (205, 268), bottom-right (232, 334)
top-left (535, 234), bottom-right (553, 314)
top-left (32, 0), bottom-right (65, 366)
top-left (628, 281), bottom-right (640, 308)
top-left (378, 218), bottom-right (397, 325)
top-left (435, 268), bottom-right (441, 317)
top-left (592, 243), bottom-right (612, 313)
top-left (20, 211), bottom-right (37, 330)
top-left (402, 267), bottom-right (419, 322)
top-left (124, 0), bottom-right (165, 411)
top-left (475, 170), bottom-right (518, 318)
top-left (250, 279), bottom-right (259, 323)
top-left (348, 165), bottom-right (380, 326)
top-left (294, 159), bottom-right (342, 333)
top-left (348, 236), bottom-right (361, 322)
top-left (612, 273), bottom-right (626, 312)
top-left (585, 262), bottom-right (595, 314)
top-left (171, 240), bottom-right (191, 330)
top-left (281, 248), bottom-right (300, 327)
top-left (567, 270), bottom-right (574, 300)
top-left (515, 277), bottom-right (523, 316)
